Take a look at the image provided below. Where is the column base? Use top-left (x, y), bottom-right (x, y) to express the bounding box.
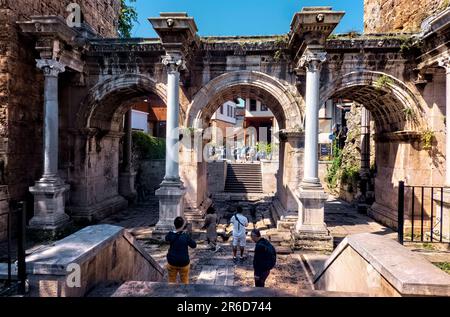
top-left (294, 187), bottom-right (333, 252)
top-left (300, 179), bottom-right (323, 190)
top-left (119, 171), bottom-right (137, 202)
top-left (154, 182), bottom-right (186, 236)
top-left (29, 181), bottom-right (70, 231)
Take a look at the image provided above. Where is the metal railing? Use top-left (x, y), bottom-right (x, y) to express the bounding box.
top-left (0, 201), bottom-right (27, 295)
top-left (397, 181), bottom-right (446, 245)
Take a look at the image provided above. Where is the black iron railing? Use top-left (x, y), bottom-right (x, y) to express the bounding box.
top-left (397, 181), bottom-right (446, 245)
top-left (0, 201), bottom-right (27, 295)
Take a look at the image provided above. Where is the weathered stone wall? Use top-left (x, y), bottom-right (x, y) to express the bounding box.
top-left (0, 0), bottom-right (121, 231)
top-left (207, 161), bottom-right (227, 193)
top-left (364, 0), bottom-right (445, 33)
top-left (261, 160), bottom-right (278, 194)
top-left (136, 159), bottom-right (165, 197)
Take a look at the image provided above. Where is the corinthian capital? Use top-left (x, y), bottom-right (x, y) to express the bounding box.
top-left (36, 59), bottom-right (66, 77)
top-left (438, 56), bottom-right (450, 72)
top-left (162, 54), bottom-right (186, 73)
top-left (300, 51), bottom-right (327, 72)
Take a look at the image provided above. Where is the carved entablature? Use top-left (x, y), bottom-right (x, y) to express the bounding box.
top-left (148, 13), bottom-right (200, 72)
top-left (17, 16), bottom-right (86, 73)
top-left (201, 38), bottom-right (280, 53)
top-left (289, 7), bottom-right (344, 75)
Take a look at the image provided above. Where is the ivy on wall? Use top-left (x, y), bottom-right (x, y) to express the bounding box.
top-left (132, 131), bottom-right (166, 160)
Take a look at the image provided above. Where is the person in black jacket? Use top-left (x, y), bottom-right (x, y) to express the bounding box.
top-left (251, 229), bottom-right (276, 287)
top-left (165, 217), bottom-right (197, 284)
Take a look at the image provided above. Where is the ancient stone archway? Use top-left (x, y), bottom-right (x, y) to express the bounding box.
top-left (182, 70), bottom-right (305, 212)
top-left (321, 70), bottom-right (427, 133)
top-left (68, 73), bottom-right (168, 222)
top-left (321, 70), bottom-right (429, 227)
top-left (186, 71), bottom-right (304, 130)
top-left (77, 73), bottom-right (168, 132)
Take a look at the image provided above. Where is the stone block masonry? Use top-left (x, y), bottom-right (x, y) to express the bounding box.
top-left (0, 0), bottom-right (121, 238)
top-left (364, 0), bottom-right (445, 33)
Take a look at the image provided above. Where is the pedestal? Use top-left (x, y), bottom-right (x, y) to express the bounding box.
top-left (154, 183), bottom-right (186, 235)
top-left (29, 181), bottom-right (70, 231)
top-left (293, 188), bottom-right (333, 252)
top-left (119, 172), bottom-right (137, 202)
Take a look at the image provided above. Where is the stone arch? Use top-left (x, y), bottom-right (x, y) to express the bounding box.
top-left (186, 71), bottom-right (304, 130)
top-left (321, 70), bottom-right (427, 133)
top-left (77, 73), bottom-right (168, 132)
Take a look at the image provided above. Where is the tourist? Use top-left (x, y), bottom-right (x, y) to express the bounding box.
top-left (202, 206), bottom-right (221, 252)
top-left (240, 146), bottom-right (246, 162)
top-left (165, 217), bottom-right (197, 284)
top-left (230, 206), bottom-right (249, 262)
top-left (249, 146), bottom-right (256, 163)
top-left (251, 229), bottom-right (277, 287)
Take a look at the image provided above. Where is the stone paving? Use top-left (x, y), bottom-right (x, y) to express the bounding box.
top-left (324, 197), bottom-right (397, 247)
top-left (1, 194), bottom-right (448, 297)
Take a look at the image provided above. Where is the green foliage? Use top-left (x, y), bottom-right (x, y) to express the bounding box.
top-left (440, 0), bottom-right (450, 11)
top-left (256, 142), bottom-right (272, 155)
top-left (374, 74), bottom-right (393, 90)
top-left (273, 50), bottom-right (283, 62)
top-left (273, 35), bottom-right (288, 62)
top-left (326, 142), bottom-right (343, 189)
top-left (434, 262), bottom-right (450, 274)
top-left (399, 36), bottom-right (423, 56)
top-left (421, 129), bottom-right (435, 151)
top-left (403, 108), bottom-right (415, 120)
top-left (118, 0), bottom-right (138, 38)
top-left (132, 131), bottom-right (166, 160)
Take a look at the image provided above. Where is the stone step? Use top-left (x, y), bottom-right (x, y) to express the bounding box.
top-left (105, 281), bottom-right (365, 297)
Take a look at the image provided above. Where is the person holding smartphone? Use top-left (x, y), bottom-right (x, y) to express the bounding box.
top-left (165, 217), bottom-right (197, 284)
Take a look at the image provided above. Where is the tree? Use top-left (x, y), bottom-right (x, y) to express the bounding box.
top-left (118, 0), bottom-right (138, 38)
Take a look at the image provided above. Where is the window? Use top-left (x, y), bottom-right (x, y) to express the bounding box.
top-left (220, 105), bottom-right (223, 114)
top-left (261, 104), bottom-right (268, 111)
top-left (250, 99), bottom-right (257, 112)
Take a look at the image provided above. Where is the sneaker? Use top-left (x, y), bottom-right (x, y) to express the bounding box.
top-left (240, 255), bottom-right (247, 262)
top-left (233, 256), bottom-right (238, 263)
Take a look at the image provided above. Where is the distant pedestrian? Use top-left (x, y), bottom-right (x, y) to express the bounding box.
top-left (203, 206), bottom-right (221, 252)
top-left (165, 217), bottom-right (197, 284)
top-left (251, 229), bottom-right (277, 287)
top-left (230, 206), bottom-right (249, 262)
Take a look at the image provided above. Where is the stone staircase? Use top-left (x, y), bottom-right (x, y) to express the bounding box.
top-left (224, 163), bottom-right (263, 193)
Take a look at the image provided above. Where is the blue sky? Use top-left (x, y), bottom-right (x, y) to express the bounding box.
top-left (130, 0), bottom-right (364, 38)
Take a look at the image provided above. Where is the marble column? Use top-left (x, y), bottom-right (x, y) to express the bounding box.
top-left (295, 51), bottom-right (331, 243)
top-left (119, 110), bottom-right (137, 201)
top-left (439, 57), bottom-right (450, 186)
top-left (29, 59), bottom-right (70, 231)
top-left (154, 53), bottom-right (186, 234)
top-left (301, 51), bottom-right (326, 189)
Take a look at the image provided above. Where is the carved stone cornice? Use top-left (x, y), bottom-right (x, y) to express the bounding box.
top-left (17, 16), bottom-right (86, 73)
top-left (36, 59), bottom-right (66, 77)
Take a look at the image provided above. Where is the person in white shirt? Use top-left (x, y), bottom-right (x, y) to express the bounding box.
top-left (230, 206), bottom-right (249, 262)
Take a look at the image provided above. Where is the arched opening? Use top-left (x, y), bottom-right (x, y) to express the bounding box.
top-left (321, 71), bottom-right (428, 229)
top-left (184, 71), bottom-right (304, 221)
top-left (68, 74), bottom-right (168, 222)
